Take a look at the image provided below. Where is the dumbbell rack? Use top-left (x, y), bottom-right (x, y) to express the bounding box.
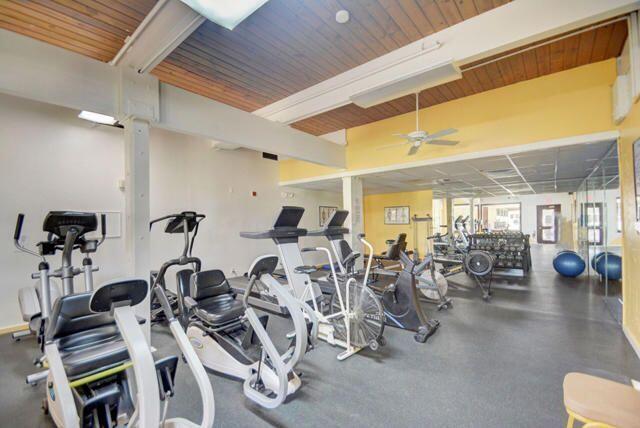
top-left (469, 232), bottom-right (531, 276)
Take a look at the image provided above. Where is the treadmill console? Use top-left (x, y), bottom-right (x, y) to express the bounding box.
top-left (307, 209), bottom-right (350, 240)
top-left (239, 206), bottom-right (308, 243)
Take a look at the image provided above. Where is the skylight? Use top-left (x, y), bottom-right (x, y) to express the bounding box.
top-left (180, 0), bottom-right (269, 30)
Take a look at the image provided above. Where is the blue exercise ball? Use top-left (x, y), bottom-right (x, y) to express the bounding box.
top-left (591, 252), bottom-right (606, 270)
top-left (553, 251), bottom-right (585, 277)
top-left (594, 253), bottom-right (622, 281)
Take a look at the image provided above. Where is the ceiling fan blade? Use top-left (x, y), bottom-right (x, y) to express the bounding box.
top-left (377, 141), bottom-right (411, 150)
top-left (392, 133), bottom-right (410, 138)
top-left (425, 128), bottom-right (458, 140)
top-left (427, 139), bottom-right (459, 146)
top-left (407, 144), bottom-right (420, 155)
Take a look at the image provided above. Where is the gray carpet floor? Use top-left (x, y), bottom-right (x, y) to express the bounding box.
top-left (2, 245), bottom-right (639, 427)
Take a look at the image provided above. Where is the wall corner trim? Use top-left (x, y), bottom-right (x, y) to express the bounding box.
top-left (623, 324), bottom-right (640, 361)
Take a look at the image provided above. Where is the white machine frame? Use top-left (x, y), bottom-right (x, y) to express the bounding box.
top-left (45, 280), bottom-right (215, 427)
top-left (186, 255), bottom-right (310, 409)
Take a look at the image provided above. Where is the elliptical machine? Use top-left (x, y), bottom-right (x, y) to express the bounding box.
top-left (149, 211), bottom-right (205, 324)
top-left (12, 211), bottom-right (107, 344)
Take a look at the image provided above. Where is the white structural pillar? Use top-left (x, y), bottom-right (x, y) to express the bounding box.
top-left (124, 117), bottom-right (151, 339)
top-left (342, 177), bottom-right (365, 268)
top-left (445, 198), bottom-right (454, 235)
top-left (469, 198), bottom-right (476, 234)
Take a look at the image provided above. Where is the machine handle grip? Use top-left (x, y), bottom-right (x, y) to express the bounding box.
top-left (357, 233), bottom-right (366, 239)
top-left (301, 247), bottom-right (317, 253)
top-left (14, 213), bottom-right (25, 241)
top-left (100, 213), bottom-right (107, 237)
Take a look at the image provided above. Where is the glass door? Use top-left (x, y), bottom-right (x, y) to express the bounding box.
top-left (536, 204), bottom-right (561, 243)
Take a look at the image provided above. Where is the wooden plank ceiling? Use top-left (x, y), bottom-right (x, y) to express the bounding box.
top-left (153, 0), bottom-right (511, 112)
top-left (0, 0), bottom-right (157, 63)
top-left (0, 1), bottom-right (627, 137)
top-left (291, 19), bottom-right (628, 135)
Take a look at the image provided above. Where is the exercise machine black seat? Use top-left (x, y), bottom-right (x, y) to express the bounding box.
top-left (190, 270), bottom-right (246, 327)
top-left (45, 292), bottom-right (130, 378)
top-left (375, 233), bottom-right (407, 261)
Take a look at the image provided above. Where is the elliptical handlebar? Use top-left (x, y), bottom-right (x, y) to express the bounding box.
top-left (358, 235), bottom-right (375, 286)
top-left (97, 213), bottom-right (107, 246)
top-left (13, 214), bottom-right (44, 260)
top-left (14, 213), bottom-right (25, 242)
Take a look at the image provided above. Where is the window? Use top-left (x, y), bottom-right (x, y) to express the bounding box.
top-left (453, 203), bottom-right (470, 221)
top-left (581, 202), bottom-right (603, 245)
top-left (480, 203), bottom-right (521, 231)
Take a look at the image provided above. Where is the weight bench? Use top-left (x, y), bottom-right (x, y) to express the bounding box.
top-left (563, 372), bottom-right (640, 427)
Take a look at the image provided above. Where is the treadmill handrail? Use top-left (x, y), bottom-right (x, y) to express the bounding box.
top-left (239, 227), bottom-right (308, 240)
top-left (306, 227), bottom-right (350, 237)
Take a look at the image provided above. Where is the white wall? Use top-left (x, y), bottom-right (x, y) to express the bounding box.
top-left (0, 94), bottom-right (128, 328)
top-left (0, 93), bottom-right (341, 327)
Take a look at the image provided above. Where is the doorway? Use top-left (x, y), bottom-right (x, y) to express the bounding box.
top-left (536, 204), bottom-right (561, 243)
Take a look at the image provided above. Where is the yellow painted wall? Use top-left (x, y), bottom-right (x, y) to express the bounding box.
top-left (280, 60), bottom-right (617, 182)
top-left (618, 100), bottom-right (640, 352)
top-left (364, 190), bottom-right (433, 253)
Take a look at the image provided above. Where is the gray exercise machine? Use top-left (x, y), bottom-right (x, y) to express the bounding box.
top-left (12, 211), bottom-right (106, 344)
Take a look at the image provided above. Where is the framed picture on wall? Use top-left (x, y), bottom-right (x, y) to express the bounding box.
top-left (319, 206), bottom-right (337, 227)
top-left (634, 139), bottom-right (640, 226)
top-left (384, 206), bottom-right (410, 225)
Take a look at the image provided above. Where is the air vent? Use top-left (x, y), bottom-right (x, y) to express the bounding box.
top-left (485, 168), bottom-right (517, 179)
top-left (262, 152), bottom-right (278, 161)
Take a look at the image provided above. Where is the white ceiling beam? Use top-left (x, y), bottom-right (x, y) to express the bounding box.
top-left (0, 29), bottom-right (345, 168)
top-left (157, 83), bottom-right (344, 166)
top-left (255, 0), bottom-right (640, 124)
top-left (110, 0), bottom-right (205, 74)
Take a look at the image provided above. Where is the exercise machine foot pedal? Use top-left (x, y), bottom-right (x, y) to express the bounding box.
top-left (155, 356), bottom-right (179, 400)
top-left (78, 385), bottom-right (121, 428)
top-left (413, 320), bottom-right (440, 343)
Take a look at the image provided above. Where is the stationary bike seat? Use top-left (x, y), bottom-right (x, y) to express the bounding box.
top-left (294, 265), bottom-right (318, 274)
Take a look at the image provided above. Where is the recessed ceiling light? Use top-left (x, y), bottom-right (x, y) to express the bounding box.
top-left (78, 111), bottom-right (118, 126)
top-left (336, 9), bottom-right (350, 24)
top-left (179, 0), bottom-right (270, 30)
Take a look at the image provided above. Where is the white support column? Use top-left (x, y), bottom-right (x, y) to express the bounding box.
top-left (342, 177), bottom-right (364, 268)
top-left (445, 198), bottom-right (454, 235)
top-left (469, 198), bottom-right (476, 234)
top-left (124, 117), bottom-right (151, 339)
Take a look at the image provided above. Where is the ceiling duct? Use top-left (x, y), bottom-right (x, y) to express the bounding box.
top-left (484, 168), bottom-right (519, 179)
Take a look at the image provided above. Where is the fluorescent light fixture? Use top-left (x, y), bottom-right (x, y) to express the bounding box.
top-left (78, 111), bottom-right (118, 126)
top-left (179, 0), bottom-right (269, 30)
top-left (350, 60), bottom-right (461, 108)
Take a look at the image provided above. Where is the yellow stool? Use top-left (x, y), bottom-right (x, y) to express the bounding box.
top-left (563, 372), bottom-right (640, 428)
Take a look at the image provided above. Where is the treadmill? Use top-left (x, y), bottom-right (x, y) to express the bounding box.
top-left (237, 206), bottom-right (323, 304)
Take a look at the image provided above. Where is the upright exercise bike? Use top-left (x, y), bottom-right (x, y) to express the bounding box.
top-left (313, 210), bottom-right (441, 343)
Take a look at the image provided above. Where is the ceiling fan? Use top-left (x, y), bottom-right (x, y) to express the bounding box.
top-left (379, 93), bottom-right (459, 156)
